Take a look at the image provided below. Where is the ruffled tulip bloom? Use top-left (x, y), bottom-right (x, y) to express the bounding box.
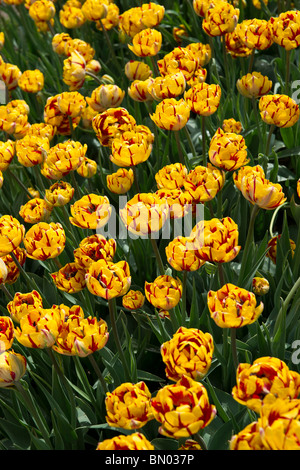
top-left (148, 72), bottom-right (186, 101)
top-left (252, 277), bottom-right (270, 295)
top-left (42, 140), bottom-right (87, 180)
top-left (186, 67), bottom-right (208, 87)
top-left (155, 163), bottom-right (188, 190)
top-left (0, 215), bottom-right (25, 257)
top-left (23, 222), bottom-right (66, 260)
top-left (202, 1), bottom-right (239, 37)
top-left (86, 85), bottom-right (125, 113)
top-left (222, 118), bottom-right (243, 134)
top-left (28, 0), bottom-right (55, 22)
top-left (74, 234), bottom-right (116, 271)
top-left (240, 173), bottom-right (287, 210)
top-left (0, 140), bottom-right (15, 171)
top-left (157, 47), bottom-right (198, 82)
top-left (14, 308), bottom-right (63, 349)
top-left (165, 236), bottom-right (205, 272)
top-left (155, 188), bottom-right (193, 219)
top-left (150, 98), bottom-right (191, 131)
top-left (118, 2), bottom-right (165, 37)
top-left (193, 0), bottom-right (216, 18)
top-left (44, 181), bottom-right (74, 207)
top-left (128, 78), bottom-right (155, 103)
top-left (18, 69), bottom-right (44, 93)
top-left (0, 351), bottom-right (27, 388)
top-left (53, 315), bottom-right (109, 357)
top-left (59, 2), bottom-right (86, 29)
top-left (56, 91), bottom-right (86, 118)
top-left (122, 290), bottom-right (145, 310)
top-left (69, 194), bottom-right (111, 229)
top-left (232, 357), bottom-right (300, 413)
top-left (110, 130), bottom-right (153, 167)
top-left (44, 94), bottom-right (82, 135)
top-left (190, 217), bottom-right (241, 264)
top-left (183, 163), bottom-right (225, 203)
top-left (161, 326), bottom-right (214, 381)
top-left (145, 275), bottom-right (182, 311)
top-left (86, 259), bottom-right (131, 300)
top-left (125, 60), bottom-right (153, 81)
top-left (270, 10), bottom-right (300, 50)
top-left (27, 122), bottom-right (56, 141)
top-left (233, 164), bottom-right (265, 191)
top-left (0, 62), bottom-right (21, 90)
top-left (77, 156), bottom-right (97, 178)
top-left (128, 28), bottom-right (162, 57)
top-left (7, 290), bottom-right (43, 323)
top-left (225, 30), bottom-right (253, 58)
top-left (184, 83), bottom-right (221, 117)
top-left (51, 262), bottom-right (86, 294)
top-left (19, 198), bottom-right (52, 224)
top-left (81, 0), bottom-right (108, 22)
top-left (95, 2), bottom-right (119, 31)
top-left (0, 316), bottom-right (14, 353)
top-left (208, 127), bottom-right (249, 171)
top-left (105, 381), bottom-right (153, 429)
top-left (151, 375), bottom-right (216, 438)
top-left (185, 42), bottom-right (212, 67)
top-left (0, 106), bottom-right (30, 139)
top-left (107, 168), bottom-right (134, 194)
top-left (259, 94), bottom-right (300, 128)
top-left (236, 72), bottom-right (272, 99)
top-left (15, 134), bottom-right (50, 168)
top-left (0, 259), bottom-right (8, 284)
top-left (119, 193), bottom-right (169, 237)
top-left (65, 38), bottom-right (96, 62)
top-left (1, 247), bottom-right (26, 285)
top-left (92, 107), bottom-right (136, 147)
top-left (96, 432), bottom-right (154, 450)
top-left (207, 283), bottom-right (264, 328)
top-left (235, 19), bottom-right (274, 50)
top-left (266, 235), bottom-right (296, 264)
top-left (62, 51), bottom-right (87, 91)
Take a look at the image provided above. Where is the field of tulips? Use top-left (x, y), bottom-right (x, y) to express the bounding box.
top-left (1, 0), bottom-right (300, 452)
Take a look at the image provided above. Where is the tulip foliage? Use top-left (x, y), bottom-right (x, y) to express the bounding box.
top-left (0, 0), bottom-right (300, 452)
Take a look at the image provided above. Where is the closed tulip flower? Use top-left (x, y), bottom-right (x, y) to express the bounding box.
top-left (151, 375), bottom-right (216, 438)
top-left (1, 247), bottom-right (27, 285)
top-left (0, 351), bottom-right (27, 388)
top-left (23, 222), bottom-right (66, 260)
top-left (157, 47), bottom-right (198, 82)
top-left (122, 290), bottom-right (145, 310)
top-left (190, 217), bottom-right (241, 264)
top-left (51, 262), bottom-right (86, 294)
top-left (155, 163), bottom-right (188, 190)
top-left (92, 107), bottom-right (136, 147)
top-left (74, 234), bottom-right (116, 271)
top-left (145, 275), bottom-right (182, 311)
top-left (105, 381), bottom-right (153, 429)
top-left (222, 118), bottom-right (243, 134)
top-left (96, 432), bottom-right (154, 450)
top-left (0, 62), bottom-right (21, 90)
top-left (252, 277), bottom-right (270, 295)
top-left (18, 69), bottom-right (44, 93)
top-left (125, 60), bottom-right (153, 81)
top-left (128, 78), bottom-right (155, 103)
top-left (232, 357), bottom-right (300, 413)
top-left (266, 235), bottom-right (296, 264)
top-left (236, 72), bottom-right (272, 99)
top-left (7, 290), bottom-right (44, 323)
top-left (0, 140), bottom-right (15, 171)
top-left (184, 82), bottom-right (221, 116)
top-left (81, 0), bottom-right (108, 22)
top-left (161, 326), bottom-right (214, 381)
top-left (259, 94), bottom-right (300, 128)
top-left (207, 283), bottom-right (264, 329)
top-left (128, 28), bottom-right (162, 57)
top-left (53, 315), bottom-right (109, 357)
top-left (119, 192), bottom-right (169, 237)
top-left (183, 163), bottom-right (225, 203)
top-left (240, 173), bottom-right (287, 210)
top-left (56, 91), bottom-right (86, 118)
top-left (148, 72), bottom-right (186, 101)
top-left (15, 308), bottom-right (63, 349)
top-left (208, 127), bottom-right (249, 171)
top-left (0, 215), bottom-right (25, 257)
top-left (202, 1), bottom-right (239, 37)
top-left (150, 98), bottom-right (191, 131)
top-left (85, 259), bottom-right (131, 300)
top-left (44, 94), bottom-right (82, 135)
top-left (107, 168), bottom-right (134, 194)
top-left (62, 51), bottom-right (87, 91)
top-left (235, 19), bottom-right (274, 50)
top-left (19, 198), bottom-right (52, 224)
top-left (166, 236), bottom-right (205, 272)
top-left (0, 316), bottom-right (14, 353)
top-left (270, 10), bottom-right (300, 50)
top-left (233, 164), bottom-right (265, 191)
top-left (69, 194), bottom-right (112, 229)
top-left (44, 181), bottom-right (74, 207)
top-left (15, 134), bottom-right (49, 168)
top-left (110, 130), bottom-right (152, 167)
top-left (28, 0), bottom-right (55, 22)
top-left (27, 122), bottom-right (56, 141)
top-left (86, 85), bottom-right (125, 113)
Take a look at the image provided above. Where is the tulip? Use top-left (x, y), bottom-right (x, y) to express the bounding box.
top-left (42, 140), bottom-right (87, 180)
top-left (23, 222), bottom-right (66, 260)
top-left (185, 42), bottom-right (212, 67)
top-left (270, 10), bottom-right (300, 50)
top-left (208, 127), bottom-right (249, 171)
top-left (96, 432), bottom-right (154, 450)
top-left (52, 32), bottom-right (73, 55)
top-left (225, 30), bottom-right (253, 58)
top-left (14, 308), bottom-right (63, 349)
top-left (157, 47), bottom-right (198, 82)
top-left (0, 259), bottom-right (8, 284)
top-left (125, 60), bottom-right (153, 81)
top-left (184, 82), bottom-right (221, 116)
top-left (128, 28), bottom-right (162, 57)
top-left (106, 168), bottom-right (134, 194)
top-left (1, 247), bottom-right (27, 285)
top-left (165, 236), bottom-right (205, 272)
top-left (0, 215), bottom-right (25, 257)
top-left (148, 72), bottom-right (186, 101)
top-left (74, 234), bottom-right (116, 271)
top-left (240, 173), bottom-right (287, 210)
top-left (7, 290), bottom-right (44, 323)
top-left (27, 122), bottom-right (56, 141)
top-left (95, 2), bottom-right (119, 31)
top-left (85, 259), bottom-right (131, 300)
top-left (44, 181), bottom-right (74, 207)
top-left (86, 85), bottom-right (125, 112)
top-left (161, 326), bottom-right (214, 381)
top-left (235, 19), bottom-right (274, 50)
top-left (150, 98), bottom-right (191, 131)
top-left (0, 316), bottom-right (14, 353)
top-left (252, 277), bottom-right (270, 295)
top-left (0, 139), bottom-right (15, 171)
top-left (51, 262), bottom-right (86, 294)
top-left (110, 130), bottom-right (152, 167)
top-left (0, 62), bottom-right (21, 90)
top-left (183, 163), bottom-right (225, 203)
top-left (266, 235), bottom-right (296, 264)
top-left (19, 198), bottom-right (52, 224)
top-left (151, 375), bottom-right (216, 438)
top-left (92, 107), bottom-right (136, 147)
top-left (56, 91), bottom-right (86, 118)
top-left (259, 94), bottom-right (300, 128)
top-left (81, 0), bottom-right (108, 22)
top-left (122, 290), bottom-right (145, 310)
top-left (62, 51), bottom-right (87, 91)
top-left (202, 1), bottom-right (239, 37)
top-left (15, 134), bottom-right (49, 168)
top-left (193, 0), bottom-right (216, 18)
top-left (236, 72), bottom-right (272, 99)
top-left (155, 163), bottom-right (188, 190)
top-left (233, 164), bottom-right (265, 191)
top-left (222, 118), bottom-right (243, 134)
top-left (59, 2), bottom-right (86, 29)
top-left (155, 188), bottom-right (193, 219)
top-left (65, 38), bottom-right (95, 62)
top-left (18, 69), bottom-right (44, 93)
top-left (28, 0), bottom-right (55, 22)
top-left (44, 94), bottom-right (81, 135)
top-left (0, 351), bottom-right (27, 388)
top-left (145, 275), bottom-right (182, 311)
top-left (69, 194), bottom-right (112, 229)
top-left (105, 381), bottom-right (153, 429)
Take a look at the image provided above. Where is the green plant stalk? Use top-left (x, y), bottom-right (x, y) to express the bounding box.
top-left (85, 70), bottom-right (104, 85)
top-left (14, 380), bottom-right (53, 449)
top-left (132, 165), bottom-right (141, 193)
top-left (183, 125), bottom-right (196, 162)
top-left (108, 297), bottom-right (131, 381)
top-left (238, 204), bottom-right (260, 285)
top-left (6, 168), bottom-right (33, 198)
top-left (181, 271), bottom-right (188, 322)
top-left (265, 124), bottom-right (276, 157)
top-left (218, 263), bottom-right (225, 287)
top-left (221, 36), bottom-right (231, 95)
top-left (174, 130), bottom-right (185, 166)
top-left (150, 55), bottom-right (160, 77)
top-left (273, 276), bottom-right (300, 336)
top-left (88, 354), bottom-right (108, 393)
top-left (0, 283), bottom-right (13, 300)
top-left (230, 328), bottom-right (239, 370)
top-left (285, 49), bottom-right (291, 94)
top-left (150, 237), bottom-right (165, 276)
top-left (193, 432), bottom-right (207, 450)
top-left (201, 115), bottom-right (207, 166)
top-left (251, 97), bottom-right (263, 154)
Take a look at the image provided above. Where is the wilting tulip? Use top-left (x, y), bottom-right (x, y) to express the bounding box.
top-left (151, 375), bottom-right (216, 438)
top-left (150, 98), bottom-right (190, 131)
top-left (96, 432), bottom-right (154, 450)
top-left (232, 356), bottom-right (300, 413)
top-left (184, 82), bottom-right (221, 116)
top-left (236, 72), bottom-right (272, 99)
top-left (252, 277), bottom-right (270, 295)
top-left (14, 308), bottom-right (63, 349)
top-left (270, 10), bottom-right (300, 50)
top-left (69, 194), bottom-right (112, 229)
top-left (259, 94), bottom-right (300, 128)
top-left (107, 168), bottom-right (134, 194)
top-left (207, 283), bottom-right (264, 328)
top-left (0, 215), bottom-right (25, 257)
top-left (19, 198), bottom-right (52, 224)
top-left (0, 316), bottom-right (14, 353)
top-left (124, 60), bottom-right (153, 81)
top-left (85, 259), bottom-right (131, 300)
top-left (145, 275), bottom-right (182, 311)
top-left (240, 173), bottom-right (287, 210)
top-left (74, 234), bottom-right (116, 271)
top-left (202, 1), bottom-right (239, 37)
top-left (44, 181), bottom-right (74, 207)
top-left (208, 127), bottom-right (249, 171)
top-left (128, 28), bottom-right (162, 57)
top-left (0, 351), bottom-right (27, 388)
top-left (105, 381), bottom-right (153, 429)
top-left (92, 107), bottom-right (136, 147)
top-left (161, 326), bottom-right (214, 381)
top-left (122, 290), bottom-right (145, 310)
top-left (165, 236), bottom-right (205, 272)
top-left (7, 290), bottom-right (44, 323)
top-left (51, 262), bottom-right (86, 294)
top-left (23, 222), bottom-right (66, 260)
top-left (190, 217), bottom-right (241, 264)
top-left (183, 164), bottom-right (225, 203)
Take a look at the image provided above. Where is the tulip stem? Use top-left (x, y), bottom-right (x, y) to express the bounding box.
top-left (285, 49), bottom-right (291, 94)
top-left (6, 168), bottom-right (33, 198)
top-left (238, 204), bottom-right (260, 285)
top-left (230, 328), bottom-right (239, 370)
top-left (85, 70), bottom-right (103, 86)
top-left (150, 237), bottom-right (165, 276)
top-left (108, 298), bottom-right (131, 381)
top-left (174, 130), bottom-right (185, 166)
top-left (193, 432), bottom-right (207, 450)
top-left (251, 97), bottom-right (263, 154)
top-left (71, 171), bottom-right (81, 200)
top-left (201, 116), bottom-right (206, 167)
top-left (218, 263), bottom-right (225, 287)
top-left (265, 124), bottom-right (276, 157)
top-left (221, 36), bottom-right (231, 95)
top-left (14, 380), bottom-right (53, 449)
top-left (0, 283), bottom-right (14, 300)
top-left (183, 125), bottom-right (196, 163)
top-left (132, 166), bottom-right (141, 193)
top-left (150, 55), bottom-right (159, 77)
top-left (88, 354), bottom-right (108, 393)
top-left (181, 271), bottom-right (188, 320)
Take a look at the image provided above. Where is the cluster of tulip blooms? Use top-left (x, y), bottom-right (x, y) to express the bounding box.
top-left (0, 0), bottom-right (300, 451)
